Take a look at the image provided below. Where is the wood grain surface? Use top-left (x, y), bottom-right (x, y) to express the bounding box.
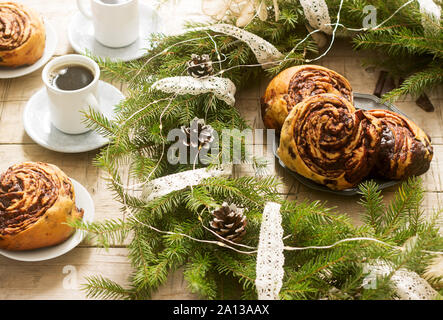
top-left (0, 0), bottom-right (441, 300)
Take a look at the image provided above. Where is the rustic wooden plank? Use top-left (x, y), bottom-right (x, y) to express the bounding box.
top-left (319, 56), bottom-right (346, 77)
top-left (235, 97), bottom-right (262, 129)
top-left (0, 100), bottom-right (34, 144)
top-left (424, 144), bottom-right (443, 192)
top-left (343, 56), bottom-right (380, 95)
top-left (0, 248), bottom-right (129, 300)
top-left (4, 68), bottom-right (45, 102)
top-left (0, 247), bottom-right (197, 300)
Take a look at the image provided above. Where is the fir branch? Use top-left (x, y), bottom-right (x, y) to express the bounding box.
top-left (67, 218), bottom-right (129, 249)
top-left (382, 177), bottom-right (424, 238)
top-left (382, 65), bottom-right (443, 101)
top-left (82, 275), bottom-right (130, 300)
top-left (183, 252), bottom-right (217, 299)
top-left (358, 180), bottom-right (385, 233)
top-left (82, 107), bottom-right (119, 138)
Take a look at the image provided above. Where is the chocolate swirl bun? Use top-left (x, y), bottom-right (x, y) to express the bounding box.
top-left (278, 94), bottom-right (382, 190)
top-left (261, 65), bottom-right (353, 131)
top-left (0, 162), bottom-right (84, 251)
top-left (0, 2), bottom-right (46, 67)
top-left (366, 110), bottom-right (433, 180)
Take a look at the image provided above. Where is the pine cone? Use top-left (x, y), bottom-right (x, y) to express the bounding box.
top-left (210, 202), bottom-right (247, 243)
top-left (187, 54), bottom-right (213, 78)
top-left (180, 117), bottom-right (214, 150)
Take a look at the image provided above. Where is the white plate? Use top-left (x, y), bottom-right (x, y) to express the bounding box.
top-left (0, 20), bottom-right (57, 79)
top-left (0, 178), bottom-right (94, 262)
top-left (23, 81), bottom-right (124, 153)
top-left (68, 2), bottom-right (161, 62)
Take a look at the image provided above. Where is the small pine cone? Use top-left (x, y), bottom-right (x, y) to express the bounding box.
top-left (180, 117), bottom-right (214, 150)
top-left (187, 54), bottom-right (213, 78)
top-left (210, 202), bottom-right (247, 243)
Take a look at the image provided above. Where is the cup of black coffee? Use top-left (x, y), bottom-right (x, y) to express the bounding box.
top-left (49, 65), bottom-right (95, 91)
top-left (42, 54), bottom-right (101, 134)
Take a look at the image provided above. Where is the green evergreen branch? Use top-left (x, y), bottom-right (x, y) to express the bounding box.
top-left (383, 177), bottom-right (424, 237)
top-left (183, 252), bottom-right (217, 299)
top-left (67, 218), bottom-right (129, 249)
top-left (382, 65), bottom-right (443, 101)
top-left (358, 180), bottom-right (385, 233)
top-left (82, 275), bottom-right (130, 300)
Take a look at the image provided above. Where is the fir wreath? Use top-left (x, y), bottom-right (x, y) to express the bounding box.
top-left (73, 0), bottom-right (443, 299)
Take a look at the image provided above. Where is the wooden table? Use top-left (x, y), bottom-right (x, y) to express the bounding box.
top-left (0, 0), bottom-right (442, 300)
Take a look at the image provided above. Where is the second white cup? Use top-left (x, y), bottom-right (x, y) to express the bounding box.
top-left (77, 0), bottom-right (140, 48)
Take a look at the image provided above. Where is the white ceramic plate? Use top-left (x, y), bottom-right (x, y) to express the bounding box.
top-left (0, 178), bottom-right (94, 262)
top-left (68, 2), bottom-right (161, 62)
top-left (23, 80), bottom-right (124, 153)
top-left (0, 20), bottom-right (58, 79)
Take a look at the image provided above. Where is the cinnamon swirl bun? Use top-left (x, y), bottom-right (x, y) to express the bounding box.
top-left (278, 94), bottom-right (382, 190)
top-left (0, 162), bottom-right (84, 251)
top-left (0, 2), bottom-right (46, 67)
top-left (366, 109), bottom-right (433, 180)
top-left (261, 65), bottom-right (353, 131)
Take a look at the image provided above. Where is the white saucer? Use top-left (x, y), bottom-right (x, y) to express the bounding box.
top-left (0, 178), bottom-right (94, 262)
top-left (0, 20), bottom-right (57, 79)
top-left (68, 3), bottom-right (161, 62)
top-left (23, 81), bottom-right (124, 153)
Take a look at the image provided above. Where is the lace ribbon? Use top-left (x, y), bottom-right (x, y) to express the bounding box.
top-left (299, 0), bottom-right (333, 34)
top-left (363, 261), bottom-right (438, 300)
top-left (417, 0), bottom-right (441, 34)
top-left (152, 75), bottom-right (237, 106)
top-left (189, 23), bottom-right (283, 68)
top-left (255, 202), bottom-right (284, 300)
top-left (208, 24), bottom-right (283, 67)
top-left (142, 165), bottom-right (232, 201)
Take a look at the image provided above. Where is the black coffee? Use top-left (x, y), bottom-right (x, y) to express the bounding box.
top-left (50, 65), bottom-right (94, 91)
top-left (99, 0), bottom-right (128, 4)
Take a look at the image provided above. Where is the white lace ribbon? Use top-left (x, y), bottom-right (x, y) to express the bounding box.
top-left (417, 0), bottom-right (441, 34)
top-left (142, 165), bottom-right (232, 201)
top-left (255, 202), bottom-right (284, 300)
top-left (363, 260), bottom-right (438, 300)
top-left (299, 0), bottom-right (333, 34)
top-left (189, 23), bottom-right (283, 67)
top-left (152, 75), bottom-right (236, 106)
top-left (208, 24), bottom-right (283, 67)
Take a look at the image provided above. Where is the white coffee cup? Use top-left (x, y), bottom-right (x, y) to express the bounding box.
top-left (77, 0), bottom-right (139, 48)
top-left (43, 54), bottom-right (101, 135)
